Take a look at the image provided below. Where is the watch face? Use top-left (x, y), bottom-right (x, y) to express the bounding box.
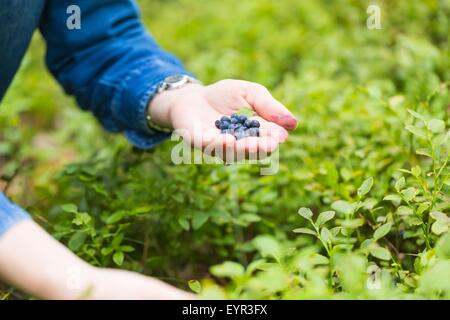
top-left (165, 75), bottom-right (186, 84)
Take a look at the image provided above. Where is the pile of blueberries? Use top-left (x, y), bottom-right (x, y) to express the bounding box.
top-left (215, 113), bottom-right (261, 140)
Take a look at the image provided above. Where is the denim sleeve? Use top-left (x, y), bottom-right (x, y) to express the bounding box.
top-left (0, 193), bottom-right (30, 238)
top-left (39, 0), bottom-right (193, 149)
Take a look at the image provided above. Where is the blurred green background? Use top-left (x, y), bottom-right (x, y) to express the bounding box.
top-left (0, 0), bottom-right (449, 299)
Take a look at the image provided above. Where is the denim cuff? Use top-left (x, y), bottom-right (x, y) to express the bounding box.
top-left (111, 57), bottom-right (195, 150)
top-left (0, 193), bottom-right (30, 238)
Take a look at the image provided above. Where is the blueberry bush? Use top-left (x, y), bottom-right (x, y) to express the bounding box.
top-left (0, 0), bottom-right (449, 299)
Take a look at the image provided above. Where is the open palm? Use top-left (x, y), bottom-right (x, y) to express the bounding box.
top-left (153, 79), bottom-right (298, 160)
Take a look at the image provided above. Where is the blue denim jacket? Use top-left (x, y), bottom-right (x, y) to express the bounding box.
top-left (0, 0), bottom-right (192, 237)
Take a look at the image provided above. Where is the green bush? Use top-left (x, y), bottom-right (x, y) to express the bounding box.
top-left (0, 0), bottom-right (449, 299)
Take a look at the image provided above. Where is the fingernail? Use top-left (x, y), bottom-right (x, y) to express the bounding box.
top-left (271, 114), bottom-right (298, 130)
top-left (281, 116), bottom-right (298, 130)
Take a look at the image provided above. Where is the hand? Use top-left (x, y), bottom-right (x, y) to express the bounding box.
top-left (0, 219), bottom-right (196, 300)
top-left (149, 79), bottom-right (298, 160)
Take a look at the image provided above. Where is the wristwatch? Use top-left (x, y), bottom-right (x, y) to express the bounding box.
top-left (146, 75), bottom-right (202, 133)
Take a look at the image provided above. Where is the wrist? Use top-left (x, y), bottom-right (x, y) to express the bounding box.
top-left (148, 82), bottom-right (204, 130)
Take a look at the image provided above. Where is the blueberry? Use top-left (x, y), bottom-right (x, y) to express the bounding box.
top-left (221, 128), bottom-right (234, 135)
top-left (248, 128), bottom-right (259, 137)
top-left (220, 116), bottom-right (230, 122)
top-left (228, 123), bottom-right (239, 130)
top-left (238, 115), bottom-right (247, 123)
top-left (215, 120), bottom-right (221, 129)
top-left (231, 113), bottom-right (238, 118)
top-left (230, 117), bottom-right (239, 124)
top-left (244, 119), bottom-right (253, 128)
top-left (250, 120), bottom-right (260, 128)
top-left (220, 122), bottom-right (230, 130)
top-left (234, 127), bottom-right (250, 140)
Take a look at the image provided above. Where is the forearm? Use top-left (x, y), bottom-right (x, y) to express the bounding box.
top-left (0, 219), bottom-right (194, 299)
top-left (40, 0), bottom-right (193, 150)
top-left (0, 219), bottom-right (94, 299)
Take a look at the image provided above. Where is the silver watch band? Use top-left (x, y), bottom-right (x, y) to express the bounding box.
top-left (147, 75), bottom-right (202, 133)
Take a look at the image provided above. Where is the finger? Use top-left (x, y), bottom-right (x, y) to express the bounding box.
top-left (240, 81), bottom-right (298, 130)
top-left (235, 136), bottom-right (278, 161)
top-left (202, 131), bottom-right (236, 161)
top-left (250, 116), bottom-right (289, 143)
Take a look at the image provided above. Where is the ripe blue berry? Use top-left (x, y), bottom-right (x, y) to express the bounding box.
top-left (228, 123), bottom-right (239, 130)
top-left (230, 117), bottom-right (239, 124)
top-left (215, 120), bottom-right (221, 129)
top-left (238, 115), bottom-right (247, 123)
top-left (250, 120), bottom-right (260, 128)
top-left (244, 119), bottom-right (253, 128)
top-left (234, 131), bottom-right (245, 140)
top-left (248, 128), bottom-right (259, 137)
top-left (220, 122), bottom-right (230, 130)
top-left (220, 116), bottom-right (230, 122)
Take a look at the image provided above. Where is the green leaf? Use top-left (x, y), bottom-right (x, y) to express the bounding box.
top-left (188, 280), bottom-right (202, 294)
top-left (394, 177), bottom-right (405, 192)
top-left (293, 227), bottom-right (316, 236)
top-left (298, 207), bottom-right (313, 220)
top-left (178, 218), bottom-right (190, 231)
top-left (397, 206), bottom-right (413, 216)
top-left (311, 254), bottom-right (329, 265)
top-left (113, 251), bottom-right (124, 266)
top-left (61, 204), bottom-right (78, 214)
top-left (431, 221), bottom-right (449, 235)
top-left (434, 131), bottom-right (449, 146)
top-left (120, 245), bottom-right (135, 253)
top-left (239, 213), bottom-right (261, 224)
top-left (68, 231), bottom-right (86, 251)
top-left (339, 218), bottom-right (364, 229)
top-left (331, 200), bottom-right (355, 215)
top-left (360, 239), bottom-right (373, 253)
top-left (373, 222), bottom-right (392, 240)
top-left (416, 148), bottom-right (431, 158)
top-left (330, 226), bottom-right (341, 237)
top-left (427, 119), bottom-right (445, 133)
top-left (401, 187), bottom-right (420, 201)
top-left (101, 247), bottom-right (113, 256)
top-left (72, 212), bottom-right (91, 226)
top-left (111, 234), bottom-right (123, 248)
top-left (430, 211), bottom-right (448, 223)
top-left (445, 178), bottom-right (450, 187)
top-left (192, 212), bottom-right (209, 230)
top-left (417, 203), bottom-right (430, 216)
top-left (316, 211), bottom-right (335, 228)
top-left (407, 109), bottom-right (426, 121)
top-left (357, 177), bottom-right (373, 197)
top-left (411, 165), bottom-right (422, 177)
top-left (106, 210), bottom-right (125, 224)
top-left (210, 261), bottom-right (244, 278)
top-left (383, 194), bottom-right (401, 202)
top-left (252, 235), bottom-right (281, 259)
top-left (369, 246), bottom-right (391, 260)
top-left (320, 227), bottom-right (332, 243)
top-left (405, 125), bottom-right (427, 139)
